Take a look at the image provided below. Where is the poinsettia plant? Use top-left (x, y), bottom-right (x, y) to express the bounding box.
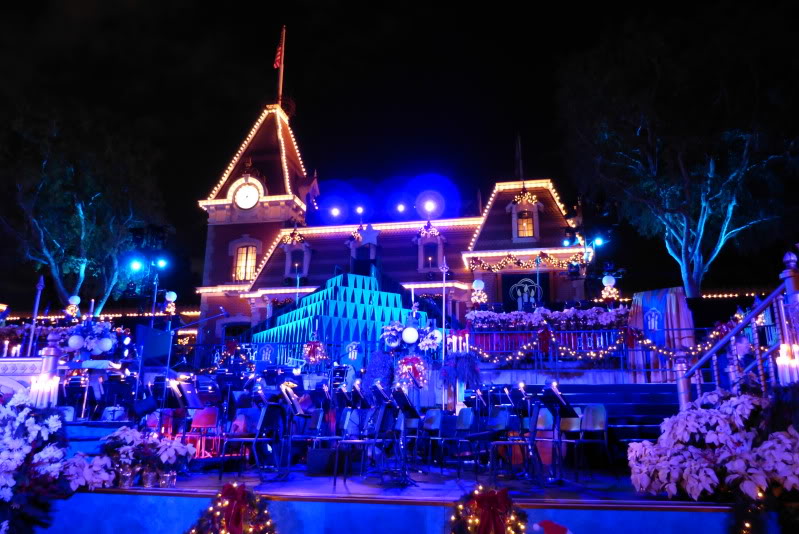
top-left (0, 389), bottom-right (70, 534)
top-left (628, 390), bottom-right (799, 501)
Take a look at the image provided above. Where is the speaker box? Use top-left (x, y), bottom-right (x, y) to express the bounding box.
top-left (133, 396), bottom-right (157, 418)
top-left (306, 448), bottom-right (336, 475)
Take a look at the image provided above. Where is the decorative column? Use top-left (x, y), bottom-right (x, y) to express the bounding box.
top-left (674, 352), bottom-right (691, 411)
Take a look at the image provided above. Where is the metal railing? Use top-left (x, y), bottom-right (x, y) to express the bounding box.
top-left (677, 252), bottom-right (799, 409)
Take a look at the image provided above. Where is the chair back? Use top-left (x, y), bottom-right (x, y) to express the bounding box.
top-left (191, 407), bottom-right (219, 430)
top-left (560, 406), bottom-right (582, 432)
top-left (486, 406), bottom-right (510, 432)
top-left (422, 409), bottom-right (442, 431)
top-left (455, 408), bottom-right (474, 431)
top-left (231, 407), bottom-right (261, 434)
top-left (580, 404), bottom-right (607, 432)
top-left (535, 407), bottom-right (554, 431)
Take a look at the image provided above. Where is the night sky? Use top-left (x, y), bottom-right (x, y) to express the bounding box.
top-left (0, 1), bottom-right (794, 314)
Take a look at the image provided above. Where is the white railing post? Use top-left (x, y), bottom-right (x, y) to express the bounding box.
top-left (674, 352), bottom-right (691, 410)
top-left (780, 250), bottom-right (799, 345)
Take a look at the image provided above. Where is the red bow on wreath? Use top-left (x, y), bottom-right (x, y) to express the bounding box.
top-left (220, 483), bottom-right (249, 534)
top-left (469, 488), bottom-right (512, 534)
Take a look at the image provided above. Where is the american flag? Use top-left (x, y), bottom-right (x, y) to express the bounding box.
top-left (273, 40), bottom-right (283, 69)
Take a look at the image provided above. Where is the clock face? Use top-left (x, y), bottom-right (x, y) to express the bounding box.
top-left (234, 183), bottom-right (260, 210)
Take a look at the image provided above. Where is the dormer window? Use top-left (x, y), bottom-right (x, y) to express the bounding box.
top-left (281, 227), bottom-right (312, 280)
top-left (414, 221), bottom-right (445, 273)
top-left (506, 189), bottom-right (540, 243)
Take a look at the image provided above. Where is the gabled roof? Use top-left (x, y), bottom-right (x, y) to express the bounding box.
top-left (468, 179), bottom-right (576, 251)
top-left (246, 217), bottom-right (483, 291)
top-left (205, 104), bottom-right (313, 204)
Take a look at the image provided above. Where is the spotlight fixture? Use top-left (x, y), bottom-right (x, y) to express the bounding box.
top-left (396, 203), bottom-right (406, 213)
top-left (330, 207), bottom-right (341, 217)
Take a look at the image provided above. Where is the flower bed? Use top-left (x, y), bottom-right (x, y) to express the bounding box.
top-left (466, 306), bottom-right (629, 331)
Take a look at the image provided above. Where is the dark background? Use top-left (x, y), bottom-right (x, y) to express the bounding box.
top-left (0, 1), bottom-right (794, 317)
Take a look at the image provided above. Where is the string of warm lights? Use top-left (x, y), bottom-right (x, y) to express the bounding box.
top-left (276, 111), bottom-right (295, 196)
top-left (206, 107), bottom-right (277, 200)
top-left (601, 286), bottom-right (620, 300)
top-left (513, 190), bottom-right (537, 205)
top-left (473, 317), bottom-right (741, 363)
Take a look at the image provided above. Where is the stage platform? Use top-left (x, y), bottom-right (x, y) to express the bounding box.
top-left (38, 468), bottom-right (768, 534)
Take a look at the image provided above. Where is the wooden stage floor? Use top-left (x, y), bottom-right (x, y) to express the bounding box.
top-left (166, 465), bottom-right (728, 512)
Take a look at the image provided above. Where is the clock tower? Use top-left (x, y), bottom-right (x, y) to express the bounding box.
top-left (197, 104), bottom-right (318, 342)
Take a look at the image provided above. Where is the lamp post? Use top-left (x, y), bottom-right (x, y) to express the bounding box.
top-left (161, 291), bottom-right (178, 411)
top-left (294, 262), bottom-right (301, 304)
top-left (440, 257), bottom-right (449, 363)
top-left (26, 276), bottom-right (45, 357)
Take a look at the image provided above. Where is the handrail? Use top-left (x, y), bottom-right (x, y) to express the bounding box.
top-left (684, 281), bottom-right (786, 378)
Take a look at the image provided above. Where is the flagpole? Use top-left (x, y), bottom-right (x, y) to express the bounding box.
top-left (277, 25), bottom-right (286, 106)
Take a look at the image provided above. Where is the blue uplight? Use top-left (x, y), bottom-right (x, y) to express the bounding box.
top-left (594, 237), bottom-right (604, 247)
top-left (130, 260), bottom-right (143, 272)
top-left (562, 239), bottom-right (571, 247)
top-left (156, 258), bottom-right (168, 269)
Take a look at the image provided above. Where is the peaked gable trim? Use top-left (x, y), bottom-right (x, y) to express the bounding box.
top-left (467, 179), bottom-right (576, 252)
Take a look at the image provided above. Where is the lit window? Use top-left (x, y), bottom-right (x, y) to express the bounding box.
top-left (517, 213), bottom-right (534, 237)
top-left (233, 246), bottom-right (257, 281)
top-left (423, 242), bottom-right (438, 268)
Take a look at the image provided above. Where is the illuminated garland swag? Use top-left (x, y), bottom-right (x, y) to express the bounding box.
top-left (449, 486), bottom-right (527, 534)
top-left (468, 252), bottom-right (585, 272)
top-left (483, 318), bottom-right (740, 364)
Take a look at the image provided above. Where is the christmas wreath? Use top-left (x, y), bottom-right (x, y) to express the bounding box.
top-left (447, 485), bottom-right (571, 534)
top-left (185, 483), bottom-right (277, 534)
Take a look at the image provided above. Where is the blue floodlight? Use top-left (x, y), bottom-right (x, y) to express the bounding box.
top-left (396, 203), bottom-right (406, 213)
top-left (355, 206), bottom-right (364, 215)
top-left (594, 237), bottom-right (604, 247)
top-left (330, 207), bottom-right (341, 217)
top-left (562, 239), bottom-right (571, 247)
top-left (156, 258), bottom-right (168, 269)
top-left (130, 260), bottom-right (143, 272)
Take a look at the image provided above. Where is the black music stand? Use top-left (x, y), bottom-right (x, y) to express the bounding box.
top-left (351, 385), bottom-right (371, 409)
top-left (540, 386), bottom-right (577, 482)
top-left (390, 387), bottom-right (419, 486)
top-left (336, 388), bottom-right (352, 408)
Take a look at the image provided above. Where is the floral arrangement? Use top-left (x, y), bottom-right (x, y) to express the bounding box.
top-left (100, 426), bottom-right (195, 473)
top-left (0, 389), bottom-right (69, 533)
top-left (64, 321), bottom-right (118, 355)
top-left (417, 327), bottom-right (442, 351)
top-left (379, 321), bottom-right (442, 353)
top-left (628, 390), bottom-right (799, 501)
top-left (184, 482), bottom-right (278, 534)
top-left (61, 454), bottom-right (116, 491)
top-left (466, 306), bottom-right (629, 330)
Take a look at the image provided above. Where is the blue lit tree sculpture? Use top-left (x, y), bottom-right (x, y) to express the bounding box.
top-left (559, 8), bottom-right (799, 297)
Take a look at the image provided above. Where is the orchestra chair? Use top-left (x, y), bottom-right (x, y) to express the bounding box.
top-left (432, 407), bottom-right (474, 475)
top-left (488, 406), bottom-right (529, 483)
top-left (527, 404), bottom-right (582, 480)
top-left (184, 406), bottom-right (219, 458)
top-left (398, 413), bottom-right (421, 466)
top-left (574, 404), bottom-right (611, 478)
top-left (218, 407), bottom-right (274, 480)
top-left (417, 408), bottom-right (442, 472)
top-left (333, 407), bottom-right (392, 487)
top-left (464, 406), bottom-right (510, 480)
